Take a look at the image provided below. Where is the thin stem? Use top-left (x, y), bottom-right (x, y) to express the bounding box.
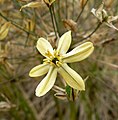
top-left (49, 6), bottom-right (58, 39)
top-left (52, 5), bottom-right (60, 36)
top-left (72, 22), bottom-right (102, 48)
top-left (75, 0), bottom-right (89, 22)
top-left (81, 22), bottom-right (102, 41)
top-left (0, 12), bottom-right (38, 38)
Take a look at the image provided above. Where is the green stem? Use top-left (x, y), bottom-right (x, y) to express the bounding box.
top-left (69, 101), bottom-right (76, 120)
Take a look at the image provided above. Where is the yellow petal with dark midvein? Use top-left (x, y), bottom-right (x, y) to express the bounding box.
top-left (58, 63), bottom-right (85, 90)
top-left (29, 63), bottom-right (50, 77)
top-left (57, 31), bottom-right (71, 55)
top-left (36, 37), bottom-right (54, 57)
top-left (35, 66), bottom-right (57, 97)
top-left (62, 42), bottom-right (94, 63)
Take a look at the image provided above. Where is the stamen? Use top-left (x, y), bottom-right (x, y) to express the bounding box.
top-left (43, 58), bottom-right (50, 63)
top-left (56, 61), bottom-right (62, 67)
top-left (45, 50), bottom-right (54, 58)
top-left (54, 49), bottom-right (59, 56)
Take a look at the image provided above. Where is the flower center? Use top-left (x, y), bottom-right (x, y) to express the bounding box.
top-left (52, 57), bottom-right (59, 64)
top-left (51, 55), bottom-right (62, 67)
top-left (43, 50), bottom-right (62, 67)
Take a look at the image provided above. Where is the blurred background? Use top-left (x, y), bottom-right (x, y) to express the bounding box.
top-left (0, 0), bottom-right (118, 120)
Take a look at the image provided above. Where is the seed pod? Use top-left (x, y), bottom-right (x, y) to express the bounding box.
top-left (63, 19), bottom-right (77, 32)
top-left (20, 2), bottom-right (42, 11)
top-left (0, 22), bottom-right (11, 40)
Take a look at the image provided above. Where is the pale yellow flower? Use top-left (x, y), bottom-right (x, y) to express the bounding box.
top-left (29, 31), bottom-right (94, 97)
top-left (91, 2), bottom-right (118, 30)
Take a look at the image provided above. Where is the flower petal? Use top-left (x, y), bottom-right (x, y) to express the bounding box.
top-left (91, 8), bottom-right (103, 22)
top-left (91, 2), bottom-right (108, 22)
top-left (58, 63), bottom-right (85, 90)
top-left (96, 2), bottom-right (104, 14)
top-left (36, 37), bottom-right (53, 57)
top-left (29, 63), bottom-right (50, 77)
top-left (105, 22), bottom-right (118, 31)
top-left (35, 66), bottom-right (57, 97)
top-left (57, 31), bottom-right (71, 55)
top-left (91, 8), bottom-right (97, 16)
top-left (62, 42), bottom-right (94, 63)
top-left (107, 16), bottom-right (118, 23)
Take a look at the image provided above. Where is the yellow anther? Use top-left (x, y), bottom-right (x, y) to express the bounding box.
top-left (56, 61), bottom-right (62, 67)
top-left (45, 50), bottom-right (54, 58)
top-left (54, 49), bottom-right (59, 57)
top-left (43, 58), bottom-right (50, 63)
